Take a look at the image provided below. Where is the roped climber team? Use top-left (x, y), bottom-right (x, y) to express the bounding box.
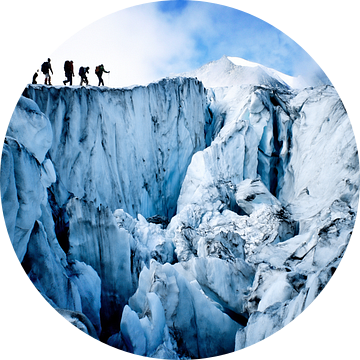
top-left (38, 58), bottom-right (110, 87)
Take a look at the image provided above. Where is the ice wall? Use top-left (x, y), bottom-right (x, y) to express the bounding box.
top-left (2, 95), bottom-right (102, 338)
top-left (24, 77), bottom-right (207, 219)
top-left (2, 95), bottom-right (54, 262)
top-left (15, 77), bottom-right (208, 340)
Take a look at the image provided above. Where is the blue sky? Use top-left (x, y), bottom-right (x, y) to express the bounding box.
top-left (51, 0), bottom-right (328, 87)
top-left (157, 0), bottom-right (189, 12)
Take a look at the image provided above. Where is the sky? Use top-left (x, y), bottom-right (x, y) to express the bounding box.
top-left (48, 0), bottom-right (328, 88)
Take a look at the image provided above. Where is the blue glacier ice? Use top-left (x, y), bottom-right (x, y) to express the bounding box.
top-left (1, 56), bottom-right (358, 358)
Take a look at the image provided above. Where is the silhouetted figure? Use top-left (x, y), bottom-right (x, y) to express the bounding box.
top-left (32, 69), bottom-right (39, 84)
top-left (63, 60), bottom-right (74, 85)
top-left (79, 66), bottom-right (90, 86)
top-left (41, 58), bottom-right (53, 85)
top-left (95, 64), bottom-right (110, 86)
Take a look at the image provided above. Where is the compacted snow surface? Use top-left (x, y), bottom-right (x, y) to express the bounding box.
top-left (1, 56), bottom-right (358, 358)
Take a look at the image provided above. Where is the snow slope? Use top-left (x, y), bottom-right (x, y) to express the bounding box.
top-left (228, 56), bottom-right (308, 89)
top-left (1, 56), bottom-right (358, 358)
top-left (181, 55), bottom-right (330, 89)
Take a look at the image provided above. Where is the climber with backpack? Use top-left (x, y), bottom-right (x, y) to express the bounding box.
top-left (79, 66), bottom-right (90, 86)
top-left (41, 58), bottom-right (53, 85)
top-left (63, 60), bottom-right (74, 86)
top-left (95, 64), bottom-right (110, 86)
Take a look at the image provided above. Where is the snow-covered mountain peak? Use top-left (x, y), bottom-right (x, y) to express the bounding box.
top-left (181, 55), bottom-right (290, 90)
top-left (182, 55), bottom-right (325, 90)
top-left (227, 56), bottom-right (301, 88)
top-left (227, 56), bottom-right (260, 68)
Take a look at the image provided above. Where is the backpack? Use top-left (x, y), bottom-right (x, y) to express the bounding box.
top-left (79, 66), bottom-right (85, 77)
top-left (41, 62), bottom-right (49, 74)
top-left (64, 60), bottom-right (71, 73)
top-left (95, 65), bottom-right (101, 75)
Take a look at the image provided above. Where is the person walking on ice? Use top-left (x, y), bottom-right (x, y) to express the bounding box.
top-left (95, 64), bottom-right (110, 86)
top-left (79, 66), bottom-right (90, 86)
top-left (41, 58), bottom-right (53, 85)
top-left (63, 60), bottom-right (74, 85)
top-left (32, 70), bottom-right (39, 84)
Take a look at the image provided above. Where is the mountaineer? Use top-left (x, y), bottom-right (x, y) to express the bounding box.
top-left (41, 58), bottom-right (53, 85)
top-left (95, 64), bottom-right (110, 86)
top-left (63, 60), bottom-right (74, 85)
top-left (79, 66), bottom-right (90, 86)
top-left (32, 70), bottom-right (39, 84)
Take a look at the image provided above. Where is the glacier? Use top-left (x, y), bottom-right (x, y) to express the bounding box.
top-left (1, 56), bottom-right (358, 358)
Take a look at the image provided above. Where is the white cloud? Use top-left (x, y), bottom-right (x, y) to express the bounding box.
top-left (49, 1), bottom-right (326, 88)
top-left (52, 3), bottom-right (204, 87)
